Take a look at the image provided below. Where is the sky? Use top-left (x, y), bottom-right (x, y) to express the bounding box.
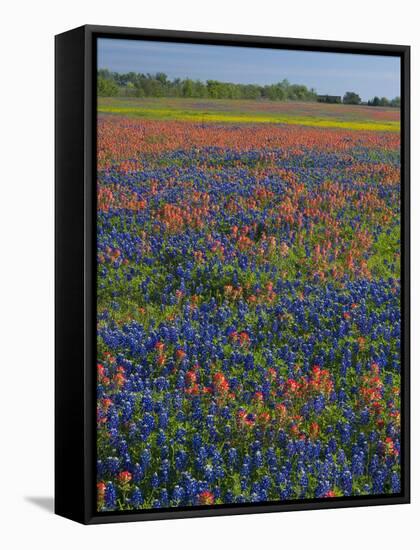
top-left (98, 38), bottom-right (400, 101)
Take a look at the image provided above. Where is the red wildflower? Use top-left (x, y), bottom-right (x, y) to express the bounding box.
top-left (275, 403), bottom-right (288, 422)
top-left (185, 383), bottom-right (200, 396)
top-left (384, 437), bottom-right (397, 456)
top-left (371, 362), bottom-right (380, 374)
top-left (239, 331), bottom-right (250, 346)
top-left (267, 367), bottom-right (277, 380)
top-left (285, 378), bottom-right (299, 394)
top-left (117, 471), bottom-right (132, 484)
top-left (237, 410), bottom-right (256, 428)
top-left (198, 491), bottom-right (214, 505)
top-left (259, 411), bottom-right (271, 425)
top-left (157, 354), bottom-right (166, 367)
top-left (176, 349), bottom-right (187, 362)
top-left (213, 372), bottom-right (229, 394)
top-left (185, 369), bottom-right (197, 386)
top-left (309, 421), bottom-right (320, 439)
top-left (101, 398), bottom-right (112, 412)
top-left (155, 341), bottom-right (165, 353)
top-left (97, 481), bottom-right (106, 499)
top-left (104, 352), bottom-right (116, 363)
top-left (114, 372), bottom-right (126, 388)
top-left (253, 391), bottom-right (264, 403)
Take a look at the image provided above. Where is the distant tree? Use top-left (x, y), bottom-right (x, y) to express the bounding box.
top-left (121, 81), bottom-right (136, 97)
top-left (97, 76), bottom-right (119, 97)
top-left (289, 84), bottom-right (308, 100)
top-left (182, 79), bottom-right (194, 98)
top-left (96, 69), bottom-right (325, 102)
top-left (171, 78), bottom-right (182, 97)
top-left (265, 84), bottom-right (281, 101)
top-left (242, 84), bottom-right (261, 100)
top-left (368, 95), bottom-right (399, 108)
top-left (155, 72), bottom-right (168, 85)
top-left (343, 91), bottom-right (361, 105)
top-left (207, 80), bottom-right (223, 99)
top-left (98, 68), bottom-right (113, 80)
top-left (133, 83), bottom-right (145, 98)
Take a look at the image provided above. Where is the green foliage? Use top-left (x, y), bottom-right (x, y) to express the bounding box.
top-left (343, 91), bottom-right (362, 105)
top-left (97, 74), bottom-right (119, 97)
top-left (368, 96), bottom-right (400, 108)
top-left (97, 69), bottom-right (318, 101)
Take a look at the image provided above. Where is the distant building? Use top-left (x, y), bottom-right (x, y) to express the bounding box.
top-left (317, 94), bottom-right (342, 104)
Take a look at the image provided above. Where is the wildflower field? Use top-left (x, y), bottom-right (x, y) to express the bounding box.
top-left (96, 98), bottom-right (401, 511)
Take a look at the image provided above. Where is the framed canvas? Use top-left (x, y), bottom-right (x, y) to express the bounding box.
top-left (55, 25), bottom-right (410, 524)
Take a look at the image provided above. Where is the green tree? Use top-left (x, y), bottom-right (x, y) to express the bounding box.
top-left (97, 76), bottom-right (119, 97)
top-left (182, 79), bottom-right (194, 97)
top-left (343, 91), bottom-right (361, 105)
top-left (97, 68), bottom-right (325, 102)
top-left (207, 80), bottom-right (222, 98)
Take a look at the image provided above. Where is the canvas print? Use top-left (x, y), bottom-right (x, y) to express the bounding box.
top-left (95, 38), bottom-right (401, 512)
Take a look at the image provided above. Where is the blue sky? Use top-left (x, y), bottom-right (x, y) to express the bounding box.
top-left (98, 38), bottom-right (400, 101)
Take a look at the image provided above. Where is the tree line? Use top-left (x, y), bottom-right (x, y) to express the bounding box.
top-left (367, 96), bottom-right (400, 107)
top-left (342, 91), bottom-right (400, 107)
top-left (334, 92), bottom-right (401, 107)
top-left (97, 69), bottom-right (400, 107)
top-left (98, 69), bottom-right (318, 101)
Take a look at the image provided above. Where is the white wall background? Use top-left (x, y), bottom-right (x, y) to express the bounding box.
top-left (1, 0), bottom-right (417, 548)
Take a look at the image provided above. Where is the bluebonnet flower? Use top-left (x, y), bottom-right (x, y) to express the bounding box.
top-left (131, 487), bottom-right (144, 507)
top-left (391, 472), bottom-right (401, 493)
top-left (105, 482), bottom-right (117, 509)
top-left (341, 470), bottom-right (353, 496)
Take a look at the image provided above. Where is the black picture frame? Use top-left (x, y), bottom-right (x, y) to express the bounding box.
top-left (55, 24), bottom-right (410, 525)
